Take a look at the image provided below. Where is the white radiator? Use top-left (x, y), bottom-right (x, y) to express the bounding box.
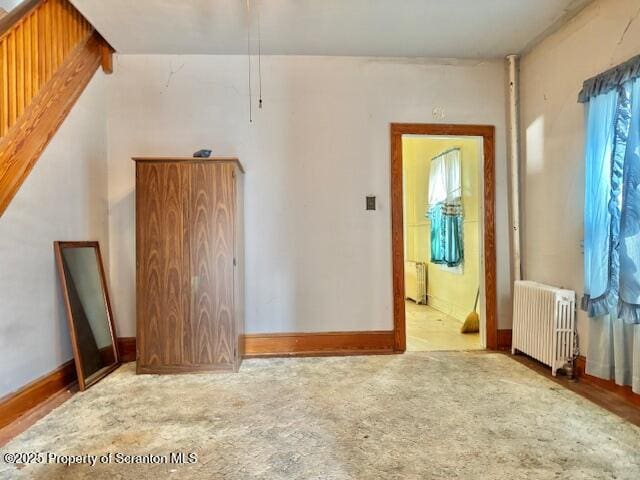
top-left (405, 261), bottom-right (427, 304)
top-left (512, 280), bottom-right (576, 376)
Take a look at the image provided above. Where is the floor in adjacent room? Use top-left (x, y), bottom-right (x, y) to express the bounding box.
top-left (2, 353), bottom-right (640, 479)
top-left (406, 301), bottom-right (481, 351)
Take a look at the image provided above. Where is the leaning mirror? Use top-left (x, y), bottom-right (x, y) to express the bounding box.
top-left (54, 241), bottom-right (119, 390)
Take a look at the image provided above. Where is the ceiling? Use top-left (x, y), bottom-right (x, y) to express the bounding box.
top-left (71, 0), bottom-right (592, 58)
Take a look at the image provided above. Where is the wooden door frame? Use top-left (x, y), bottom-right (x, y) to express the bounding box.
top-left (390, 123), bottom-right (498, 351)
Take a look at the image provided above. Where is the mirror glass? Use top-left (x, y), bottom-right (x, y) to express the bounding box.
top-left (57, 244), bottom-right (118, 389)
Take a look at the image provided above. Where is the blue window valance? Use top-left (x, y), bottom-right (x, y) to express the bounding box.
top-left (578, 53), bottom-right (640, 103)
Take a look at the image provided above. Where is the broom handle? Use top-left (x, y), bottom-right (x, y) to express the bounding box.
top-left (473, 288), bottom-right (479, 312)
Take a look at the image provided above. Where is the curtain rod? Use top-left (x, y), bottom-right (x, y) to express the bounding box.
top-left (430, 147), bottom-right (460, 162)
top-left (578, 53), bottom-right (640, 103)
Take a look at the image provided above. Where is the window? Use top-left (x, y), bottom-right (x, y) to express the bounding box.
top-left (581, 54), bottom-right (640, 394)
top-left (427, 148), bottom-right (463, 267)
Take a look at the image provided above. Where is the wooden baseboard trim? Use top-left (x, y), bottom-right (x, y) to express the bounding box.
top-left (117, 337), bottom-right (136, 363)
top-left (243, 331), bottom-right (397, 358)
top-left (497, 329), bottom-right (512, 351)
top-left (574, 355), bottom-right (640, 407)
top-left (511, 353), bottom-right (640, 427)
top-left (0, 360), bottom-right (77, 430)
top-left (0, 383), bottom-right (76, 447)
top-left (0, 336), bottom-right (134, 431)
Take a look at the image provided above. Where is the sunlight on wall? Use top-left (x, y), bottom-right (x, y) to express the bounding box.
top-left (525, 116), bottom-right (545, 175)
top-left (402, 136), bottom-right (481, 322)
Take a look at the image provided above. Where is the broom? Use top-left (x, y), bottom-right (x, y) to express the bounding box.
top-left (460, 288), bottom-right (480, 334)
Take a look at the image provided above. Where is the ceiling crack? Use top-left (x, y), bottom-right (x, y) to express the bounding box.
top-left (618, 5), bottom-right (640, 45)
top-left (165, 61), bottom-right (186, 88)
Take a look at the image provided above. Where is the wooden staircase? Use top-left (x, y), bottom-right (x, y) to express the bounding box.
top-left (0, 0), bottom-right (112, 216)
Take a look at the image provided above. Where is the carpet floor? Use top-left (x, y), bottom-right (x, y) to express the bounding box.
top-left (1, 352), bottom-right (640, 479)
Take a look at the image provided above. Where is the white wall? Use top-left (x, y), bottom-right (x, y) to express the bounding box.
top-left (0, 73), bottom-right (108, 397)
top-left (107, 55), bottom-right (512, 336)
top-left (520, 0), bottom-right (640, 351)
top-left (0, 0), bottom-right (22, 12)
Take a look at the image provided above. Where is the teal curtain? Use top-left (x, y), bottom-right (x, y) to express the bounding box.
top-left (429, 203), bottom-right (463, 267)
top-left (427, 149), bottom-right (463, 267)
top-left (428, 205), bottom-right (444, 263)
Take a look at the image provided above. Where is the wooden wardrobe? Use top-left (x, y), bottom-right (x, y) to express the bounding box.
top-left (133, 157), bottom-right (244, 374)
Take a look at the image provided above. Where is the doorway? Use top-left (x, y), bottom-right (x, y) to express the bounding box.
top-left (390, 123), bottom-right (497, 352)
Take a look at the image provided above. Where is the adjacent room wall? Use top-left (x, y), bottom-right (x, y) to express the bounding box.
top-left (402, 136), bottom-right (481, 322)
top-left (107, 55), bottom-right (512, 336)
top-left (0, 74), bottom-right (108, 397)
top-left (520, 0), bottom-right (640, 351)
top-left (0, 0), bottom-right (22, 12)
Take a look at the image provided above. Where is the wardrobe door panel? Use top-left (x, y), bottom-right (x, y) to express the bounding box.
top-left (190, 163), bottom-right (235, 366)
top-left (137, 162), bottom-right (191, 369)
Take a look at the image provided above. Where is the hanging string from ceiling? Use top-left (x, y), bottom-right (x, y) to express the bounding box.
top-left (257, 0), bottom-right (262, 109)
top-left (246, 0), bottom-right (252, 123)
top-left (246, 0), bottom-right (264, 122)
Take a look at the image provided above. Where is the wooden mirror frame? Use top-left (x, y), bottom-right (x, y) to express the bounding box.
top-left (54, 241), bottom-right (120, 390)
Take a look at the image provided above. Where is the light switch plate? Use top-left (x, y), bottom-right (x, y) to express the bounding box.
top-left (366, 196), bottom-right (376, 211)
